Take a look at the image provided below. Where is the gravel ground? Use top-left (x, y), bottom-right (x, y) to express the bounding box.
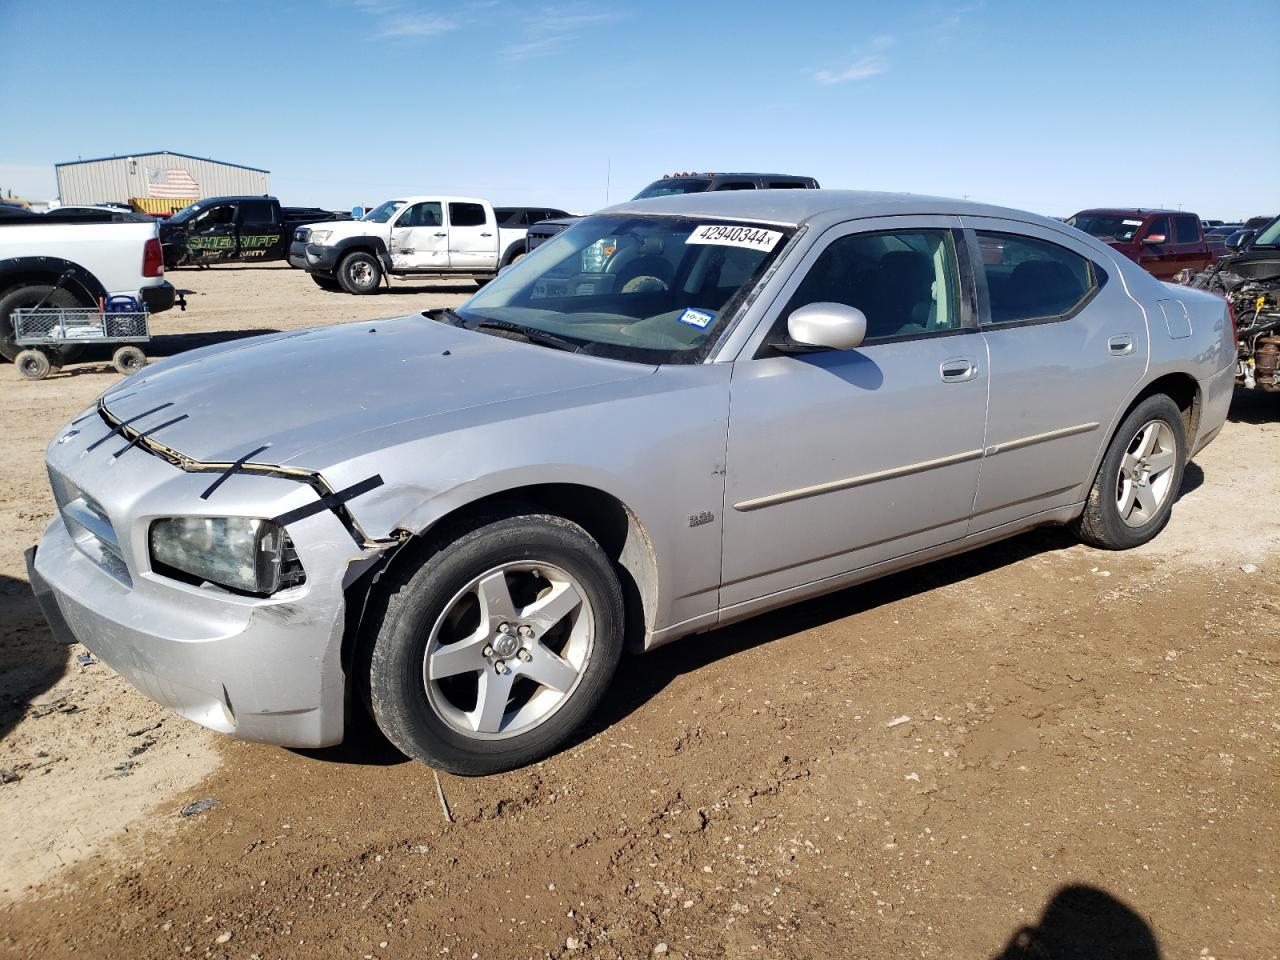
top-left (0, 263), bottom-right (1276, 959)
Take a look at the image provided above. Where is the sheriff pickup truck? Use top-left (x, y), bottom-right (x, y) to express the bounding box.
top-left (288, 196), bottom-right (532, 293)
top-left (160, 195), bottom-right (349, 269)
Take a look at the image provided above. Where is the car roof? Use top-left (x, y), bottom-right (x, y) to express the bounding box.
top-left (602, 189), bottom-right (1067, 232)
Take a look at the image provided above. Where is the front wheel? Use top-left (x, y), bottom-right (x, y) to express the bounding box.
top-left (1073, 394), bottom-right (1187, 549)
top-left (337, 251), bottom-right (382, 294)
top-left (367, 513), bottom-right (625, 775)
top-left (310, 273), bottom-right (342, 291)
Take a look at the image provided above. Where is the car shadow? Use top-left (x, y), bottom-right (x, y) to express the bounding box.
top-left (1178, 459), bottom-right (1205, 499)
top-left (42, 328), bottom-right (282, 373)
top-left (579, 524), bottom-right (1081, 745)
top-left (291, 712), bottom-right (410, 767)
top-left (990, 883), bottom-right (1161, 959)
top-left (0, 573), bottom-right (70, 742)
top-left (380, 283), bottom-right (480, 296)
top-left (1228, 386), bottom-right (1280, 423)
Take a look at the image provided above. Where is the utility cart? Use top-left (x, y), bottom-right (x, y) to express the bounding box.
top-left (10, 296), bottom-right (150, 380)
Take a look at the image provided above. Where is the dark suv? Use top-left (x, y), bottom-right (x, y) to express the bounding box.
top-left (527, 172), bottom-right (819, 251)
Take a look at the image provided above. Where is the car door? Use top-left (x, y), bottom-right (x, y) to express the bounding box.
top-left (720, 217), bottom-right (988, 609)
top-left (963, 218), bottom-right (1149, 532)
top-left (447, 201), bottom-right (498, 269)
top-left (1172, 214), bottom-right (1206, 272)
top-left (235, 198), bottom-right (278, 261)
top-left (186, 201), bottom-right (238, 263)
top-left (389, 201), bottom-right (447, 271)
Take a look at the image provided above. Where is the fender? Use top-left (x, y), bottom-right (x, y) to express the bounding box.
top-left (330, 235), bottom-right (392, 274)
top-left (0, 256), bottom-right (107, 305)
top-left (500, 239), bottom-right (527, 267)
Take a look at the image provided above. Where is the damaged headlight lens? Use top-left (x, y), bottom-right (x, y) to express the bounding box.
top-left (309, 229), bottom-right (332, 245)
top-left (148, 517), bottom-right (305, 596)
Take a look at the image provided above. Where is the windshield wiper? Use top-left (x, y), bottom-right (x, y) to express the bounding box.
top-left (472, 319), bottom-right (581, 353)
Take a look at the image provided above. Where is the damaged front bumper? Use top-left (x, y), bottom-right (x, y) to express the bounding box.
top-left (26, 401), bottom-right (398, 749)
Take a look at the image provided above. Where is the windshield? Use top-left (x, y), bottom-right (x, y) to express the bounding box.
top-left (362, 200), bottom-right (406, 223)
top-left (456, 214), bottom-right (792, 364)
top-left (1067, 213), bottom-right (1146, 242)
top-left (167, 201), bottom-right (204, 224)
top-left (1252, 217), bottom-right (1280, 247)
top-left (632, 179), bottom-right (712, 200)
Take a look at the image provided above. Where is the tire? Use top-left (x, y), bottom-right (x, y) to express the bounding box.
top-left (15, 349), bottom-right (51, 380)
top-left (0, 285), bottom-right (82, 362)
top-left (367, 512), bottom-right (625, 775)
top-left (337, 251), bottom-right (382, 295)
top-left (1072, 394), bottom-right (1187, 550)
top-left (474, 277), bottom-right (492, 289)
top-left (310, 273), bottom-right (341, 291)
top-left (112, 345), bottom-right (146, 376)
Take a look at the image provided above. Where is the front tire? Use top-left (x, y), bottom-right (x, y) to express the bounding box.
top-left (310, 273), bottom-right (341, 291)
top-left (367, 513), bottom-right (625, 775)
top-left (337, 251), bottom-right (382, 294)
top-left (1073, 394), bottom-right (1187, 549)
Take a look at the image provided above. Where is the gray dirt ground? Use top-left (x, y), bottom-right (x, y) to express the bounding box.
top-left (0, 262), bottom-right (1276, 959)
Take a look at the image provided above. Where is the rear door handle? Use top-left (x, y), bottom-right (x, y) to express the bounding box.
top-left (940, 357), bottom-right (978, 382)
top-left (1108, 334), bottom-right (1135, 355)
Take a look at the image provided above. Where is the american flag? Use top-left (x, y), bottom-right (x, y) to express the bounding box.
top-left (146, 167), bottom-right (199, 198)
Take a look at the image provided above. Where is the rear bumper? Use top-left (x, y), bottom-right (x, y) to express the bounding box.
top-left (28, 517), bottom-right (347, 748)
top-left (1193, 362), bottom-right (1235, 456)
top-left (140, 281), bottom-right (177, 314)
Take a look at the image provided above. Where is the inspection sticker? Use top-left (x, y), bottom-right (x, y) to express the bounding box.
top-left (687, 223), bottom-right (783, 252)
top-left (678, 307), bottom-right (716, 329)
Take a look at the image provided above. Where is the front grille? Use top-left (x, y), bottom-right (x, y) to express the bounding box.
top-left (49, 468), bottom-right (131, 585)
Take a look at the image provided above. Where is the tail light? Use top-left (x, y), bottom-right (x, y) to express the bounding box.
top-left (142, 237), bottom-right (164, 277)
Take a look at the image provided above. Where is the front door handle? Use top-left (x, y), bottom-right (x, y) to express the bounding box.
top-left (433, 231), bottom-right (447, 237)
top-left (940, 357), bottom-right (978, 382)
top-left (1108, 334), bottom-right (1135, 355)
top-left (480, 232), bottom-right (493, 237)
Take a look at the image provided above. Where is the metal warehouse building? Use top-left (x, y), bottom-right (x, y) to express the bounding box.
top-left (55, 150), bottom-right (269, 212)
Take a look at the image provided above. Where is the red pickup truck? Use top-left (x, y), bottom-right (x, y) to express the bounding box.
top-left (1067, 208), bottom-right (1226, 279)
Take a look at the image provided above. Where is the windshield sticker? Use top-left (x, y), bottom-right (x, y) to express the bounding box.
top-left (688, 224), bottom-right (783, 252)
top-left (678, 307), bottom-right (716, 329)
top-left (1123, 219), bottom-right (1143, 226)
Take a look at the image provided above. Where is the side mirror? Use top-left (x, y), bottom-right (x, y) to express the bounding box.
top-left (785, 302), bottom-right (867, 351)
top-left (1141, 234), bottom-right (1167, 246)
top-left (1226, 230), bottom-right (1254, 252)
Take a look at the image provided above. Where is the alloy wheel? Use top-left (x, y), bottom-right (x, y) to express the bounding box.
top-left (1115, 419), bottom-right (1177, 528)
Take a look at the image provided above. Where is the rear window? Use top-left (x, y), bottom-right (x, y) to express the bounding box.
top-left (976, 232), bottom-right (1102, 324)
top-left (632, 179), bottom-right (711, 200)
top-left (449, 202), bottom-right (487, 227)
top-left (1174, 216), bottom-right (1200, 243)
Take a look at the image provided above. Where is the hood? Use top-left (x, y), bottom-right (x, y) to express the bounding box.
top-left (98, 315), bottom-right (654, 468)
top-left (303, 218), bottom-right (381, 241)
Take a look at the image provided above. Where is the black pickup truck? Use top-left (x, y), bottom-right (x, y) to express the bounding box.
top-left (159, 196), bottom-right (350, 268)
top-left (525, 172), bottom-right (818, 251)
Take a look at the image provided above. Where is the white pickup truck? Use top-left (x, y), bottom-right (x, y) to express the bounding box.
top-left (288, 196), bottom-right (531, 294)
top-left (0, 211), bottom-right (178, 361)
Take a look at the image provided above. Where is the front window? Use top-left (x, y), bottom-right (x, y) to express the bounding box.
top-left (456, 214), bottom-right (792, 364)
top-left (167, 201), bottom-right (204, 224)
top-left (632, 179), bottom-right (712, 200)
top-left (362, 200), bottom-right (406, 223)
top-left (1253, 217), bottom-right (1280, 247)
top-left (1067, 213), bottom-right (1146, 242)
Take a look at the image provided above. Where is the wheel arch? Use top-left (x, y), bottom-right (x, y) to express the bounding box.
top-left (500, 239), bottom-right (527, 267)
top-left (0, 256), bottom-right (106, 306)
top-left (342, 482), bottom-right (659, 687)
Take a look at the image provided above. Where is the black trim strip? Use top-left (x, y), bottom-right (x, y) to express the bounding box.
top-left (273, 475), bottom-right (385, 527)
top-left (86, 402), bottom-right (174, 452)
top-left (200, 444), bottom-right (272, 501)
top-left (112, 414), bottom-right (189, 459)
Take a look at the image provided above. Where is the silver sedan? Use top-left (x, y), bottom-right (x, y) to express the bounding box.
top-left (28, 191), bottom-right (1235, 774)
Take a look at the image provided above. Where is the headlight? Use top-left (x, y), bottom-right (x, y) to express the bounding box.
top-left (309, 229), bottom-right (332, 244)
top-left (149, 517), bottom-right (304, 596)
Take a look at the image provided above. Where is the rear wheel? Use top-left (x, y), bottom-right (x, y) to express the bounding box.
top-left (1072, 394), bottom-right (1186, 549)
top-left (366, 513), bottom-right (625, 775)
top-left (0, 285), bottom-right (82, 361)
top-left (337, 252), bottom-right (382, 294)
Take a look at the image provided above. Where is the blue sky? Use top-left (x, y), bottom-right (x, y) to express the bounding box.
top-left (2, 0), bottom-right (1277, 219)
